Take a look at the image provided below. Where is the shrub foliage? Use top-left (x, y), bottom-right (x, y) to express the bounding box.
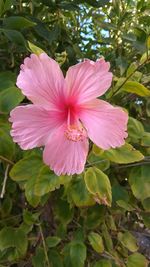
top-left (0, 0), bottom-right (150, 266)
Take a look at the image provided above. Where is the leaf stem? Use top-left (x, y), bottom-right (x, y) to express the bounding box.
top-left (0, 155), bottom-right (14, 165)
top-left (0, 164), bottom-right (10, 198)
top-left (38, 223), bottom-right (51, 267)
top-left (86, 159), bottom-right (108, 167)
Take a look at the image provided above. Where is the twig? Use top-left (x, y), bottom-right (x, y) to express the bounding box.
top-left (111, 58), bottom-right (149, 97)
top-left (115, 160), bottom-right (150, 169)
top-left (86, 159), bottom-right (108, 167)
top-left (0, 164), bottom-right (10, 199)
top-left (86, 157), bottom-right (150, 169)
top-left (0, 213), bottom-right (22, 223)
top-left (38, 223), bottom-right (51, 267)
top-left (0, 155), bottom-right (14, 165)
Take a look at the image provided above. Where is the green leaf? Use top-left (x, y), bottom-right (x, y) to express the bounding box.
top-left (127, 253), bottom-right (148, 267)
top-left (15, 228), bottom-right (28, 255)
top-left (68, 176), bottom-right (95, 207)
top-left (23, 209), bottom-right (40, 225)
top-left (28, 41), bottom-right (45, 55)
top-left (103, 143), bottom-right (144, 164)
top-left (0, 71), bottom-right (15, 92)
top-left (48, 249), bottom-right (63, 267)
top-left (126, 62), bottom-right (138, 77)
top-left (32, 247), bottom-right (46, 267)
top-left (0, 0), bottom-right (12, 16)
top-left (112, 184), bottom-right (129, 203)
top-left (84, 167), bottom-right (112, 206)
top-left (55, 199), bottom-right (74, 225)
top-left (0, 227), bottom-right (14, 250)
top-left (129, 166), bottom-right (150, 200)
top-left (70, 241), bottom-right (87, 267)
top-left (1, 196), bottom-right (12, 217)
top-left (141, 132), bottom-right (150, 146)
top-left (128, 117), bottom-right (145, 142)
top-left (105, 215), bottom-right (116, 231)
top-left (34, 166), bottom-right (71, 197)
top-left (118, 232), bottom-right (138, 252)
top-left (85, 0), bottom-right (110, 7)
top-left (0, 227), bottom-right (28, 256)
top-left (93, 260), bottom-right (112, 267)
top-left (116, 200), bottom-right (135, 211)
top-left (63, 243), bottom-right (72, 267)
top-left (142, 213), bottom-right (150, 228)
top-left (88, 150), bottom-right (110, 171)
top-left (0, 86), bottom-right (24, 113)
top-left (101, 224), bottom-right (113, 252)
top-left (88, 232), bottom-right (104, 253)
top-left (46, 236), bottom-right (61, 248)
top-left (140, 50), bottom-right (150, 64)
top-left (3, 29), bottom-right (27, 47)
top-left (84, 205), bottom-right (105, 229)
top-left (146, 99), bottom-right (150, 117)
top-left (142, 198), bottom-right (150, 211)
top-left (147, 36), bottom-right (150, 49)
top-left (122, 81), bottom-right (150, 97)
top-left (0, 127), bottom-right (15, 160)
top-left (0, 0), bottom-right (5, 15)
top-left (25, 176), bottom-right (41, 207)
top-left (10, 156), bottom-right (44, 182)
top-left (3, 16), bottom-right (36, 30)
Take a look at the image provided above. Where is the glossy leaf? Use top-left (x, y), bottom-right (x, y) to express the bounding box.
top-left (34, 166), bottom-right (71, 197)
top-left (84, 167), bottom-right (112, 206)
top-left (0, 227), bottom-right (28, 256)
top-left (93, 260), bottom-right (112, 267)
top-left (46, 236), bottom-right (61, 248)
top-left (129, 166), bottom-right (150, 200)
top-left (68, 176), bottom-right (95, 207)
top-left (10, 156), bottom-right (44, 182)
top-left (0, 86), bottom-right (24, 113)
top-left (70, 241), bottom-right (87, 267)
top-left (103, 143), bottom-right (144, 164)
top-left (122, 81), bottom-right (150, 97)
top-left (3, 16), bottom-right (36, 30)
top-left (127, 253), bottom-right (148, 267)
top-left (88, 232), bottom-right (104, 253)
top-left (118, 231), bottom-right (138, 252)
top-left (128, 117), bottom-right (145, 142)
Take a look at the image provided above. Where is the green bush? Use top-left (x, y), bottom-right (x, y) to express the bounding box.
top-left (0, 0), bottom-right (150, 266)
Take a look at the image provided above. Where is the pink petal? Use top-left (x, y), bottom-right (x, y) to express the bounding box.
top-left (43, 125), bottom-right (89, 175)
top-left (65, 58), bottom-right (112, 104)
top-left (16, 53), bottom-right (65, 109)
top-left (80, 99), bottom-right (128, 150)
top-left (10, 105), bottom-right (65, 150)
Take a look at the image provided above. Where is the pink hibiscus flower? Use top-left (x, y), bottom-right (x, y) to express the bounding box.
top-left (9, 53), bottom-right (128, 175)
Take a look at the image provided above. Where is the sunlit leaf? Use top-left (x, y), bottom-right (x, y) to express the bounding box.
top-left (88, 232), bottom-right (104, 253)
top-left (127, 253), bottom-right (148, 267)
top-left (118, 231), bottom-right (138, 252)
top-left (122, 81), bottom-right (150, 96)
top-left (84, 167), bottom-right (112, 206)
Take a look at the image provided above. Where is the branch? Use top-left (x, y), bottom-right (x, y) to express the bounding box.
top-left (86, 157), bottom-right (150, 169)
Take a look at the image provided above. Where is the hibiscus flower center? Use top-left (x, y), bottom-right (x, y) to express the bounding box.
top-left (64, 125), bottom-right (87, 142)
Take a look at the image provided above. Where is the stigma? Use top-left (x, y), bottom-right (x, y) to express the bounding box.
top-left (65, 124), bottom-right (87, 142)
